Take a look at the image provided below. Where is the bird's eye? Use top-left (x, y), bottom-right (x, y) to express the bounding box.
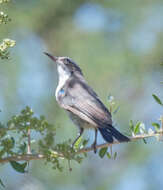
top-left (64, 58), bottom-right (70, 64)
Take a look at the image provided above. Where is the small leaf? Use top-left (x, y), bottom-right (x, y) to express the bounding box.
top-left (129, 120), bottom-right (134, 132)
top-left (82, 139), bottom-right (89, 147)
top-left (143, 138), bottom-right (147, 144)
top-left (134, 122), bottom-right (141, 134)
top-left (10, 161), bottom-right (27, 173)
top-left (74, 136), bottom-right (82, 149)
top-left (99, 147), bottom-right (108, 158)
top-left (0, 178), bottom-right (5, 188)
top-left (152, 122), bottom-right (160, 131)
top-left (106, 152), bottom-right (111, 159)
top-left (113, 152), bottom-right (117, 160)
top-left (152, 94), bottom-right (163, 106)
top-left (19, 142), bottom-right (27, 153)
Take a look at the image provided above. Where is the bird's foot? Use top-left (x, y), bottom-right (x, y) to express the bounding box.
top-left (91, 142), bottom-right (97, 154)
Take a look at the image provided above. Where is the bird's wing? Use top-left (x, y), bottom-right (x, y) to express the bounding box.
top-left (60, 78), bottom-right (112, 127)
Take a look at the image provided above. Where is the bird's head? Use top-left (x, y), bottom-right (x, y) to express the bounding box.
top-left (44, 52), bottom-right (83, 77)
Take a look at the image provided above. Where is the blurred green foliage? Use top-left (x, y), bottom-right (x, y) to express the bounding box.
top-left (0, 0), bottom-right (15, 59)
top-left (0, 0), bottom-right (163, 190)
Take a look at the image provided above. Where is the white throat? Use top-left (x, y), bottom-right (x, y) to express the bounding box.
top-left (55, 65), bottom-right (70, 100)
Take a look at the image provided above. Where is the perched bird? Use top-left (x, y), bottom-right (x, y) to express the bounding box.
top-left (44, 52), bottom-right (130, 153)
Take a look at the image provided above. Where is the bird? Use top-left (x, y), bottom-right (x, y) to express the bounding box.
top-left (44, 52), bottom-right (130, 153)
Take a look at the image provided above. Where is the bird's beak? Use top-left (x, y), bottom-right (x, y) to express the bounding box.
top-left (44, 52), bottom-right (58, 63)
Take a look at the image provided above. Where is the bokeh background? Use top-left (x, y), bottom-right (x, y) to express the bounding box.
top-left (0, 0), bottom-right (163, 189)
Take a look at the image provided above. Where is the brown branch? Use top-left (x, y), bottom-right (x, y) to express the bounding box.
top-left (0, 154), bottom-right (45, 164)
top-left (0, 131), bottom-right (163, 164)
top-left (78, 131), bottom-right (163, 154)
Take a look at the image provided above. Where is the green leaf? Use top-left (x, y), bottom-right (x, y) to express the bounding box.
top-left (113, 152), bottom-right (117, 160)
top-left (99, 147), bottom-right (108, 158)
top-left (74, 136), bottom-right (82, 149)
top-left (82, 139), bottom-right (89, 147)
top-left (134, 122), bottom-right (141, 134)
top-left (106, 152), bottom-right (111, 159)
top-left (0, 178), bottom-right (5, 188)
top-left (152, 94), bottom-right (163, 106)
top-left (129, 120), bottom-right (134, 132)
top-left (152, 122), bottom-right (160, 131)
top-left (10, 161), bottom-right (27, 173)
top-left (19, 142), bottom-right (27, 153)
top-left (143, 138), bottom-right (147, 144)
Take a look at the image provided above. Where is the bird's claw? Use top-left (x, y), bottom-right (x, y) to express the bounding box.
top-left (91, 142), bottom-right (97, 154)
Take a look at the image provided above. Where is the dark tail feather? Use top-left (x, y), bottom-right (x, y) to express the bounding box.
top-left (99, 125), bottom-right (130, 143)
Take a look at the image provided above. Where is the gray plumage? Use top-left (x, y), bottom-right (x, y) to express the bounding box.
top-left (44, 53), bottom-right (130, 152)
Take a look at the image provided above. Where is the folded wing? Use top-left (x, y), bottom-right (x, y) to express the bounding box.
top-left (60, 78), bottom-right (112, 128)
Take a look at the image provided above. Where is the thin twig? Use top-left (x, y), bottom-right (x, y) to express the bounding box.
top-left (0, 154), bottom-right (45, 164)
top-left (0, 131), bottom-right (163, 164)
top-left (78, 131), bottom-right (163, 154)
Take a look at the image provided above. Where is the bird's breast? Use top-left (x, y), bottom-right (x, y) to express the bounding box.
top-left (67, 111), bottom-right (97, 129)
top-left (55, 74), bottom-right (69, 101)
top-left (55, 88), bottom-right (65, 104)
